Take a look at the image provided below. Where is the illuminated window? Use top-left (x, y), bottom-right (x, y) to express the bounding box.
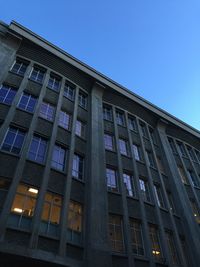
top-left (106, 168), bottom-right (118, 192)
top-left (59, 111), bottom-right (71, 130)
top-left (165, 231), bottom-right (180, 265)
top-left (149, 225), bottom-right (162, 260)
top-left (30, 66), bottom-right (45, 83)
top-left (104, 133), bottom-right (114, 151)
top-left (11, 59), bottom-right (28, 76)
top-left (130, 219), bottom-right (144, 255)
top-left (48, 74), bottom-right (61, 91)
top-left (139, 178), bottom-right (151, 202)
top-left (0, 84), bottom-right (17, 105)
top-left (123, 173), bottom-right (134, 197)
top-left (72, 154), bottom-right (84, 180)
top-left (39, 101), bottom-right (55, 121)
top-left (109, 214), bottom-right (124, 253)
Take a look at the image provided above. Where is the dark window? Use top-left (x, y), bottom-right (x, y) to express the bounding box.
top-left (139, 178), bottom-right (151, 202)
top-left (123, 173), bottom-right (134, 197)
top-left (0, 178), bottom-right (10, 210)
top-left (167, 192), bottom-right (176, 213)
top-left (63, 83), bottom-right (75, 101)
top-left (106, 168), bottom-right (118, 192)
top-left (1, 127), bottom-right (25, 154)
top-left (11, 59), bottom-right (28, 76)
top-left (128, 116), bottom-right (137, 131)
top-left (39, 102), bottom-right (55, 121)
top-left (140, 123), bottom-right (148, 138)
top-left (130, 219), bottom-right (144, 255)
top-left (168, 138), bottom-right (177, 153)
top-left (149, 127), bottom-right (157, 144)
top-left (103, 105), bottom-right (113, 121)
top-left (78, 91), bottom-right (87, 109)
top-left (195, 150), bottom-right (200, 162)
top-left (18, 92), bottom-right (37, 112)
top-left (146, 151), bottom-right (155, 168)
top-left (187, 146), bottom-right (196, 161)
top-left (154, 185), bottom-right (165, 208)
top-left (75, 120), bottom-right (85, 138)
top-left (177, 142), bottom-right (186, 157)
top-left (48, 74), bottom-right (61, 91)
top-left (109, 215), bottom-right (124, 253)
top-left (119, 139), bottom-right (128, 156)
top-left (116, 110), bottom-right (125, 126)
top-left (59, 111), bottom-right (71, 130)
top-left (187, 170), bottom-right (199, 187)
top-left (30, 66), bottom-right (45, 83)
top-left (165, 231), bottom-right (180, 265)
top-left (104, 133), bottom-right (114, 151)
top-left (177, 166), bottom-right (188, 184)
top-left (0, 84), bottom-right (17, 105)
top-left (156, 156), bottom-right (165, 174)
top-left (28, 135), bottom-right (47, 163)
top-left (72, 154), bottom-right (84, 180)
top-left (132, 144), bottom-right (142, 161)
top-left (51, 144), bottom-right (66, 171)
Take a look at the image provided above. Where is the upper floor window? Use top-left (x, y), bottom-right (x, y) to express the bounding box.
top-left (116, 110), bottom-right (125, 126)
top-left (103, 105), bottom-right (113, 121)
top-left (156, 156), bottom-right (165, 174)
top-left (140, 123), bottom-right (148, 138)
top-left (167, 192), bottom-right (176, 213)
top-left (48, 74), bottom-right (61, 91)
top-left (189, 199), bottom-right (200, 224)
top-left (18, 92), bottom-right (37, 113)
top-left (30, 66), bottom-right (45, 83)
top-left (72, 154), bottom-right (84, 180)
top-left (154, 185), bottom-right (165, 208)
top-left (1, 127), bottom-right (26, 155)
top-left (75, 120), bottom-right (85, 138)
top-left (109, 214), bottom-right (124, 253)
top-left (63, 82), bottom-right (75, 101)
top-left (0, 178), bottom-right (10, 210)
top-left (165, 231), bottom-right (180, 266)
top-left (132, 144), bottom-right (142, 161)
top-left (28, 135), bottom-right (47, 163)
top-left (168, 138), bottom-right (177, 153)
top-left (104, 133), bottom-right (114, 151)
top-left (130, 219), bottom-right (144, 256)
top-left (51, 144), bottom-right (66, 171)
top-left (0, 84), bottom-right (17, 105)
top-left (149, 127), bottom-right (157, 145)
top-left (119, 139), bottom-right (128, 156)
top-left (78, 91), bottom-right (87, 109)
top-left (128, 116), bottom-right (137, 131)
top-left (149, 225), bottom-right (162, 260)
top-left (139, 178), bottom-right (151, 202)
top-left (195, 150), bottom-right (200, 162)
top-left (59, 111), bottom-right (71, 130)
top-left (187, 146), bottom-right (196, 161)
top-left (187, 170), bottom-right (199, 187)
top-left (11, 59), bottom-right (28, 76)
top-left (106, 168), bottom-right (118, 192)
top-left (39, 102), bottom-right (55, 122)
top-left (177, 142), bottom-right (186, 157)
top-left (123, 173), bottom-right (134, 197)
top-left (177, 166), bottom-right (188, 184)
top-left (146, 150), bottom-right (155, 168)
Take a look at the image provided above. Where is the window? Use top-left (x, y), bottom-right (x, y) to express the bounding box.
top-left (1, 127), bottom-right (26, 155)
top-left (168, 138), bottom-right (177, 153)
top-left (11, 184), bottom-right (38, 226)
top-left (30, 66), bottom-right (45, 83)
top-left (106, 168), bottom-right (118, 192)
top-left (146, 151), bottom-right (155, 168)
top-left (28, 135), bottom-right (47, 163)
top-left (177, 166), bottom-right (188, 184)
top-left (156, 156), bottom-right (165, 174)
top-left (63, 82), bottom-right (75, 101)
top-left (78, 91), bottom-right (87, 109)
top-left (132, 144), bottom-right (141, 161)
top-left (149, 128), bottom-right (157, 145)
top-left (103, 105), bottom-right (113, 121)
top-left (59, 111), bottom-right (71, 130)
top-left (128, 116), bottom-right (137, 131)
top-left (139, 178), bottom-right (151, 202)
top-left (177, 142), bottom-right (186, 157)
top-left (149, 225), bottom-right (162, 260)
top-left (140, 123), bottom-right (148, 138)
top-left (18, 92), bottom-right (37, 112)
top-left (167, 192), bottom-right (176, 213)
top-left (0, 84), bottom-right (17, 105)
top-left (187, 170), bottom-right (199, 187)
top-left (48, 74), bottom-right (61, 91)
top-left (123, 173), bottom-right (134, 197)
top-left (39, 102), bottom-right (55, 121)
top-left (51, 145), bottom-right (66, 171)
top-left (109, 215), bottom-right (124, 253)
top-left (130, 219), bottom-right (144, 255)
top-left (190, 200), bottom-right (200, 224)
top-left (41, 192), bottom-right (62, 235)
top-left (154, 185), bottom-right (165, 208)
top-left (75, 120), bottom-right (85, 138)
top-left (67, 201), bottom-right (83, 243)
top-left (119, 139), bottom-right (128, 156)
top-left (11, 59), bottom-right (28, 76)
top-left (195, 150), bottom-right (200, 162)
top-left (104, 133), bottom-right (114, 151)
top-left (165, 231), bottom-right (180, 265)
top-left (0, 178), bottom-right (10, 210)
top-left (116, 110), bottom-right (125, 126)
top-left (187, 146), bottom-right (196, 161)
top-left (72, 154), bottom-right (84, 180)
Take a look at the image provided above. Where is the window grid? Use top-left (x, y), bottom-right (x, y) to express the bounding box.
top-left (68, 201), bottom-right (82, 233)
top-left (103, 106), bottom-right (113, 121)
top-left (30, 67), bottom-right (45, 83)
top-left (72, 154), bottom-right (84, 180)
top-left (116, 111), bottom-right (125, 126)
top-left (123, 173), bottom-right (134, 197)
top-left (132, 144), bottom-right (141, 161)
top-left (0, 84), bottom-right (17, 105)
top-left (48, 75), bottom-right (61, 91)
top-left (149, 225), bottom-right (163, 260)
top-left (11, 60), bottom-right (28, 76)
top-left (28, 135), bottom-right (47, 163)
top-left (104, 134), bottom-right (114, 151)
top-left (51, 144), bottom-right (66, 171)
top-left (177, 166), bottom-right (188, 184)
top-left (146, 151), bottom-right (155, 168)
top-left (168, 138), bottom-right (177, 153)
top-left (187, 170), bottom-right (199, 187)
top-left (165, 232), bottom-right (180, 266)
top-left (109, 215), bottom-right (124, 253)
top-left (39, 102), bottom-right (55, 121)
top-left (59, 111), bottom-right (70, 130)
top-left (106, 168), bottom-right (118, 192)
top-left (18, 92), bottom-right (37, 113)
top-left (154, 185), bottom-right (165, 208)
top-left (139, 179), bottom-right (151, 202)
top-left (128, 117), bottom-right (137, 131)
top-left (119, 139), bottom-right (128, 156)
top-left (78, 91), bottom-right (87, 109)
top-left (63, 83), bottom-right (75, 100)
top-left (75, 120), bottom-right (85, 138)
top-left (130, 219), bottom-right (145, 256)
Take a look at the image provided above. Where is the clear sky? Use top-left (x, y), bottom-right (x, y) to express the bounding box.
top-left (1, 0), bottom-right (200, 130)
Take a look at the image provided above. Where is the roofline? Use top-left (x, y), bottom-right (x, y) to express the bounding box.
top-left (6, 20), bottom-right (200, 138)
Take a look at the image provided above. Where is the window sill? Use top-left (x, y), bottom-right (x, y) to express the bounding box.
top-left (133, 255), bottom-right (148, 261)
top-left (105, 148), bottom-right (116, 153)
top-left (26, 158), bottom-right (46, 167)
top-left (103, 118), bottom-right (113, 123)
top-left (47, 86), bottom-right (60, 93)
top-left (16, 107), bottom-right (34, 115)
top-left (0, 101), bottom-right (12, 107)
top-left (111, 252), bottom-right (127, 257)
top-left (38, 116), bottom-right (54, 124)
top-left (28, 78), bottom-right (43, 85)
top-left (0, 149), bottom-right (20, 158)
top-left (78, 104), bottom-right (87, 111)
top-left (67, 240), bottom-right (84, 248)
top-left (126, 195), bottom-right (138, 201)
top-left (8, 70), bottom-right (24, 78)
top-left (58, 125), bottom-right (71, 133)
top-left (144, 201), bottom-right (154, 207)
top-left (130, 129), bottom-right (138, 134)
top-left (75, 134), bottom-right (86, 142)
top-left (107, 190), bottom-right (121, 196)
top-left (63, 95), bottom-right (75, 102)
top-left (72, 177), bottom-right (85, 184)
top-left (51, 167), bottom-right (66, 175)
top-left (121, 153), bottom-right (131, 159)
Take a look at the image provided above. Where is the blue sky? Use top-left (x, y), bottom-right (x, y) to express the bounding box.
top-left (1, 0), bottom-right (200, 130)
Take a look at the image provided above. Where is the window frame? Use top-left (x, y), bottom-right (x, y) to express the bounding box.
top-left (0, 84), bottom-right (17, 105)
top-left (29, 66), bottom-right (45, 84)
top-left (51, 144), bottom-right (66, 171)
top-left (10, 58), bottom-right (28, 76)
top-left (78, 91), bottom-right (87, 109)
top-left (17, 92), bottom-right (37, 113)
top-left (72, 153), bottom-right (84, 181)
top-left (106, 167), bottom-right (118, 192)
top-left (27, 135), bottom-right (47, 164)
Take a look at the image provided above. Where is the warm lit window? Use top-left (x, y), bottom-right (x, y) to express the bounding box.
top-left (128, 116), bottom-right (137, 131)
top-left (63, 83), bottom-right (75, 101)
top-left (177, 166), bottom-right (188, 184)
top-left (154, 185), bottom-right (165, 208)
top-left (75, 120), bottom-right (85, 138)
top-left (18, 92), bottom-right (37, 113)
top-left (149, 225), bottom-right (162, 260)
top-left (28, 135), bottom-right (47, 163)
top-left (187, 170), bottom-right (199, 187)
top-left (165, 231), bottom-right (180, 265)
top-left (132, 144), bottom-right (141, 161)
top-left (72, 154), bottom-right (84, 180)
top-left (51, 144), bottom-right (66, 171)
top-left (104, 133), bottom-right (114, 151)
top-left (30, 66), bottom-right (45, 83)
top-left (123, 173), bottom-right (134, 197)
top-left (139, 178), bottom-right (151, 202)
top-left (103, 105), bottom-right (113, 121)
top-left (146, 151), bottom-right (155, 168)
top-left (116, 110), bottom-right (125, 126)
top-left (1, 127), bottom-right (26, 155)
top-left (106, 168), bottom-right (118, 192)
top-left (11, 59), bottom-right (28, 76)
top-left (109, 214), bottom-right (124, 252)
top-left (48, 74), bottom-right (61, 91)
top-left (78, 91), bottom-right (87, 109)
top-left (59, 110), bottom-right (71, 130)
top-left (39, 102), bottom-right (55, 121)
top-left (0, 178), bottom-right (10, 210)
top-left (119, 139), bottom-right (128, 156)
top-left (130, 219), bottom-right (144, 255)
top-left (190, 200), bottom-right (200, 224)
top-left (0, 84), bottom-right (17, 105)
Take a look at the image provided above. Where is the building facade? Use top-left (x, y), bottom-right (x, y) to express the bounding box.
top-left (0, 20), bottom-right (200, 267)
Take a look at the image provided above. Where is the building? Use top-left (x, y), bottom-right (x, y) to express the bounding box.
top-left (0, 20), bottom-right (200, 267)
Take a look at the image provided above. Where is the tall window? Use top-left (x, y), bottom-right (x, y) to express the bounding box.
top-left (149, 128), bottom-right (157, 145)
top-left (28, 135), bottom-right (47, 163)
top-left (41, 192), bottom-right (62, 235)
top-left (195, 150), bottom-right (200, 162)
top-left (139, 178), bottom-right (151, 202)
top-left (187, 146), bottom-right (196, 161)
top-left (72, 154), bottom-right (84, 180)
top-left (0, 178), bottom-right (10, 210)
top-left (119, 139), bottom-right (128, 156)
top-left (109, 215), bottom-right (124, 253)
top-left (128, 116), bottom-right (137, 131)
top-left (132, 144), bottom-right (141, 161)
top-left (168, 138), bottom-right (177, 153)
top-left (59, 111), bottom-right (71, 130)
top-left (140, 123), bottom-right (148, 138)
top-left (67, 201), bottom-right (83, 243)
top-left (177, 142), bottom-right (186, 157)
top-left (167, 192), bottom-right (176, 213)
top-left (30, 66), bottom-right (45, 83)
top-left (149, 225), bottom-right (162, 260)
top-left (104, 133), bottom-right (114, 151)
top-left (75, 120), bottom-right (85, 138)
top-left (51, 144), bottom-right (66, 171)
top-left (48, 74), bottom-right (61, 91)
top-left (116, 110), bottom-right (125, 126)
top-left (190, 200), bottom-right (200, 224)
top-left (165, 231), bottom-right (180, 265)
top-left (63, 82), bottom-right (75, 101)
top-left (103, 105), bottom-right (113, 121)
top-left (106, 168), bottom-right (118, 192)
top-left (177, 166), bottom-right (188, 184)
top-left (11, 184), bottom-right (38, 227)
top-left (39, 102), bottom-right (55, 121)
top-left (123, 173), bottom-right (134, 197)
top-left (1, 127), bottom-right (26, 155)
top-left (78, 91), bottom-right (87, 109)
top-left (187, 170), bottom-right (199, 187)
top-left (0, 84), bottom-right (17, 105)
top-left (156, 156), bottom-right (165, 174)
top-left (18, 92), bottom-right (37, 113)
top-left (130, 219), bottom-right (144, 255)
top-left (154, 185), bottom-right (165, 208)
top-left (11, 59), bottom-right (28, 76)
top-left (146, 151), bottom-right (155, 168)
